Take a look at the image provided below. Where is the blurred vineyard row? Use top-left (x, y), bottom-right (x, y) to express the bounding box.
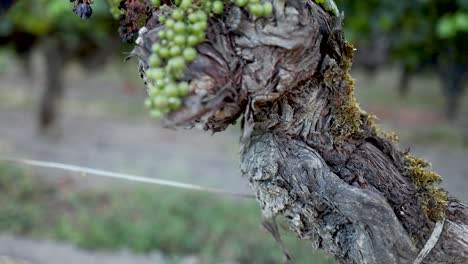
top-left (337, 0), bottom-right (467, 119)
top-left (0, 0), bottom-right (128, 132)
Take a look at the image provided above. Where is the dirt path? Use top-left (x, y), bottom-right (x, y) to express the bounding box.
top-left (0, 234), bottom-right (238, 264)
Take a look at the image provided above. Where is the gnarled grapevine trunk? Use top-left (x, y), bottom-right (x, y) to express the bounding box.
top-left (131, 0), bottom-right (468, 263)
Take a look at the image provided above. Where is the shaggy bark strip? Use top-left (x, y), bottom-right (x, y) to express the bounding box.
top-left (131, 0), bottom-right (468, 263)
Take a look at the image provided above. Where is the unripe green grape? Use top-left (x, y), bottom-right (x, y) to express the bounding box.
top-left (150, 109), bottom-right (163, 119)
top-left (159, 15), bottom-right (167, 24)
top-left (147, 68), bottom-right (165, 80)
top-left (174, 21), bottom-right (186, 33)
top-left (168, 97), bottom-right (182, 110)
top-left (165, 19), bottom-right (175, 29)
top-left (152, 43), bottom-right (162, 53)
top-left (178, 82), bottom-right (190, 96)
top-left (148, 86), bottom-right (161, 97)
top-left (151, 0), bottom-right (161, 7)
top-left (155, 79), bottom-right (167, 89)
top-left (158, 47), bottom-right (170, 58)
top-left (212, 1), bottom-right (224, 14)
top-left (165, 29), bottom-right (175, 40)
top-left (183, 47), bottom-right (197, 61)
top-left (263, 2), bottom-right (273, 16)
top-left (192, 22), bottom-right (206, 33)
top-left (168, 57), bottom-right (186, 71)
top-left (165, 83), bottom-right (179, 97)
top-left (188, 13), bottom-right (198, 23)
top-left (158, 30), bottom-right (167, 39)
top-left (148, 54), bottom-right (161, 67)
top-left (174, 35), bottom-right (186, 45)
top-left (153, 95), bottom-right (169, 107)
top-left (170, 46), bottom-right (182, 56)
top-left (235, 0), bottom-right (248, 7)
top-left (195, 10), bottom-right (208, 21)
top-left (172, 9), bottom-right (184, 20)
top-left (249, 0), bottom-right (260, 4)
top-left (187, 35), bottom-right (199, 46)
top-left (144, 98), bottom-right (153, 109)
top-left (249, 4), bottom-right (264, 16)
top-left (180, 0), bottom-right (192, 10)
top-left (203, 2), bottom-right (212, 13)
top-left (196, 32), bottom-right (206, 42)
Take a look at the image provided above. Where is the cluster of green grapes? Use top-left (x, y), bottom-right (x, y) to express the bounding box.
top-left (145, 0), bottom-right (273, 119)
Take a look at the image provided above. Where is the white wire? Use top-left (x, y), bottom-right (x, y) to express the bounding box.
top-left (0, 157), bottom-right (255, 199)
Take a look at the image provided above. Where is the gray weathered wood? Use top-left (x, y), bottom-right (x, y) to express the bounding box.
top-left (132, 1), bottom-right (468, 263)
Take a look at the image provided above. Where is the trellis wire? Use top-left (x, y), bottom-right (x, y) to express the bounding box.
top-left (0, 157), bottom-right (254, 199)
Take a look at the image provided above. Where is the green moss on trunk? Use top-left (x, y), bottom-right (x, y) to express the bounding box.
top-left (403, 154), bottom-right (448, 221)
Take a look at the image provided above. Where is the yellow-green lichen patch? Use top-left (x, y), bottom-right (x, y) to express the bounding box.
top-left (379, 131), bottom-right (399, 143)
top-left (331, 42), bottom-right (365, 139)
top-left (363, 111), bottom-right (400, 142)
top-left (403, 154), bottom-right (448, 221)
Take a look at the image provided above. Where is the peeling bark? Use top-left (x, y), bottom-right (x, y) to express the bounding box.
top-left (132, 1), bottom-right (468, 263)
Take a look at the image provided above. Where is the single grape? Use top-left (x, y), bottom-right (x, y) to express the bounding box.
top-left (150, 109), bottom-right (163, 119)
top-left (187, 35), bottom-right (199, 46)
top-left (159, 47), bottom-right (170, 58)
top-left (168, 57), bottom-right (186, 71)
top-left (148, 54), bottom-right (161, 67)
top-left (249, 4), bottom-right (264, 16)
top-left (178, 82), bottom-right (190, 96)
top-left (166, 19), bottom-right (176, 29)
top-left (144, 98), bottom-right (153, 109)
top-left (174, 35), bottom-right (186, 46)
top-left (212, 1), bottom-right (224, 14)
top-left (180, 0), bottom-right (192, 10)
top-left (174, 21), bottom-right (186, 33)
top-left (153, 95), bottom-right (169, 107)
top-left (152, 43), bottom-right (162, 53)
top-left (147, 68), bottom-right (165, 80)
top-left (183, 47), bottom-right (197, 61)
top-left (170, 46), bottom-right (182, 56)
top-left (263, 2), bottom-right (273, 16)
top-left (165, 83), bottom-right (179, 97)
top-left (159, 15), bottom-right (167, 24)
top-left (168, 97), bottom-right (182, 110)
top-left (172, 9), bottom-right (184, 20)
top-left (165, 29), bottom-right (175, 40)
top-left (148, 86), bottom-right (161, 97)
top-left (235, 0), bottom-right (248, 7)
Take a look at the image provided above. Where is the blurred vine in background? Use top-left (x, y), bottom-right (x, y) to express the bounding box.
top-left (337, 0), bottom-right (468, 66)
top-left (0, 0), bottom-right (115, 50)
top-left (336, 0), bottom-right (468, 118)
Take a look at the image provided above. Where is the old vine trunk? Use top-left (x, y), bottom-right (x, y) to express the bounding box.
top-left (132, 0), bottom-right (468, 263)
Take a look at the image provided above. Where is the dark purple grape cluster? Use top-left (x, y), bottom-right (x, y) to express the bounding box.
top-left (116, 0), bottom-right (152, 44)
top-left (70, 0), bottom-right (93, 19)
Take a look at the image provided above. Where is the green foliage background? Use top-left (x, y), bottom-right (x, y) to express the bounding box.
top-left (337, 0), bottom-right (468, 67)
top-left (0, 0), bottom-right (115, 43)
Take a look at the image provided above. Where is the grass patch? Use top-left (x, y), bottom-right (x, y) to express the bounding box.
top-left (0, 163), bottom-right (334, 264)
